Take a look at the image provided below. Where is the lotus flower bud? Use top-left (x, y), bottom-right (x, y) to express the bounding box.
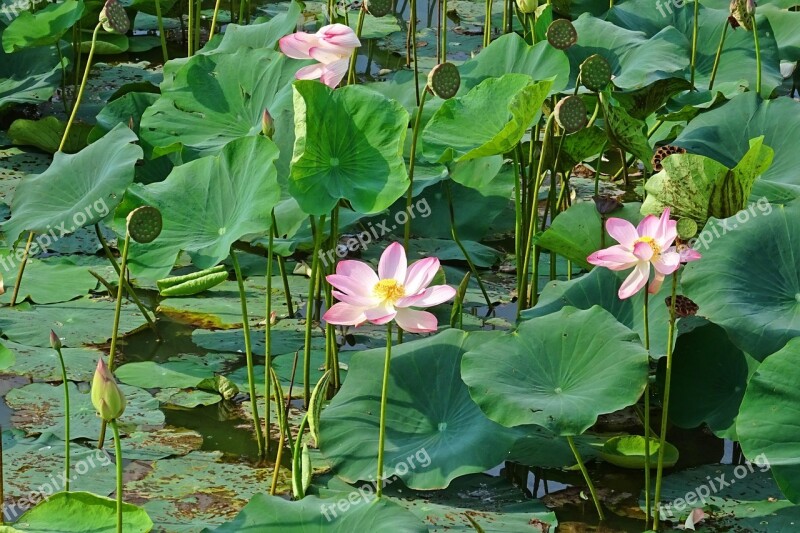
top-left (50, 330), bottom-right (62, 351)
top-left (91, 359), bottom-right (126, 422)
top-left (516, 0), bottom-right (537, 14)
top-left (262, 109), bottom-right (275, 139)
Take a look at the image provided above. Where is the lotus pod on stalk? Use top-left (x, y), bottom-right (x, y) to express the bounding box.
top-left (366, 0), bottom-right (392, 17)
top-left (554, 95), bottom-right (588, 134)
top-left (126, 206), bottom-right (162, 244)
top-left (99, 0), bottom-right (130, 34)
top-left (580, 54), bottom-right (612, 92)
top-left (428, 62), bottom-right (461, 99)
top-left (546, 19), bottom-right (578, 50)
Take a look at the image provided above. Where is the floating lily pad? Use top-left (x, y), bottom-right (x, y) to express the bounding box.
top-left (1, 0), bottom-right (84, 52)
top-left (0, 297), bottom-right (147, 347)
top-left (321, 329), bottom-right (518, 489)
top-left (600, 435), bottom-right (679, 469)
top-left (192, 319), bottom-right (325, 358)
top-left (0, 33), bottom-right (63, 110)
top-left (125, 450), bottom-right (290, 530)
top-left (463, 306), bottom-right (649, 435)
top-left (0, 339), bottom-right (104, 382)
top-left (8, 116), bottom-right (92, 154)
top-left (5, 382), bottom-right (164, 440)
top-left (0, 255), bottom-right (97, 304)
top-left (156, 388), bottom-right (223, 408)
top-left (116, 353), bottom-right (239, 390)
top-left (121, 427), bottom-right (204, 460)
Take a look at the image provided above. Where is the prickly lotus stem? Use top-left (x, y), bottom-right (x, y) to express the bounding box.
top-left (126, 206), bottom-right (163, 244)
top-left (545, 19), bottom-right (578, 50)
top-left (428, 62), bottom-right (461, 99)
top-left (91, 358), bottom-right (126, 422)
top-left (99, 0), bottom-right (130, 34)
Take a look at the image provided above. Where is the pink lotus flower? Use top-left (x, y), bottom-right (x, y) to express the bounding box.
top-left (587, 208), bottom-right (699, 299)
top-left (322, 242), bottom-right (456, 333)
top-left (279, 24), bottom-right (361, 88)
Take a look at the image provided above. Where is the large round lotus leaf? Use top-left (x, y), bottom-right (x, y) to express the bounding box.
top-left (463, 306), bottom-right (649, 435)
top-left (207, 493), bottom-right (426, 532)
top-left (674, 92), bottom-right (800, 201)
top-left (316, 473), bottom-right (557, 532)
top-left (5, 382), bottom-right (164, 440)
top-left (115, 135), bottom-right (280, 280)
top-left (666, 321), bottom-right (757, 440)
top-left (140, 47), bottom-right (299, 160)
top-left (522, 267), bottom-right (676, 358)
top-left (121, 427), bottom-right (203, 460)
top-left (2, 430), bottom-right (117, 504)
top-left (0, 339), bottom-right (103, 381)
top-left (459, 34), bottom-right (569, 94)
top-left (0, 33), bottom-right (63, 110)
top-left (649, 464), bottom-right (799, 527)
top-left (1, 0), bottom-right (84, 52)
top-left (14, 491), bottom-right (152, 533)
top-left (608, 0), bottom-right (782, 97)
top-left (422, 74), bottom-right (552, 164)
top-left (600, 435), bottom-right (679, 469)
top-left (320, 329), bottom-right (518, 490)
top-left (1, 124), bottom-right (141, 247)
top-left (566, 13), bottom-right (689, 90)
top-left (289, 80), bottom-right (409, 216)
top-left (738, 338), bottom-right (800, 479)
top-left (600, 89), bottom-right (654, 172)
top-left (682, 203), bottom-right (800, 360)
top-left (0, 297), bottom-right (147, 347)
top-left (116, 352), bottom-right (238, 389)
top-left (125, 451), bottom-right (290, 530)
top-left (0, 255), bottom-right (97, 304)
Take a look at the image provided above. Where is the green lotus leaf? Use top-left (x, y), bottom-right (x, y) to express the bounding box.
top-left (0, 297), bottom-right (147, 347)
top-left (650, 464), bottom-right (800, 526)
top-left (600, 89), bottom-right (653, 172)
top-left (0, 342), bottom-right (13, 370)
top-left (116, 135), bottom-right (280, 280)
top-left (320, 329), bottom-right (518, 489)
top-left (422, 74), bottom-right (552, 163)
top-left (8, 116), bottom-right (91, 154)
top-left (674, 92), bottom-right (800, 202)
top-left (609, 0), bottom-right (782, 96)
top-left (206, 493), bottom-right (426, 532)
top-left (5, 382), bottom-right (164, 440)
top-left (2, 124), bottom-right (141, 248)
top-left (681, 202), bottom-right (800, 360)
top-left (0, 30), bottom-right (64, 110)
top-left (738, 338), bottom-right (800, 501)
top-left (641, 136), bottom-right (773, 226)
top-left (600, 435), bottom-right (679, 469)
top-left (289, 80), bottom-right (409, 216)
top-left (14, 491), bottom-right (152, 532)
top-left (666, 321), bottom-right (758, 440)
top-left (463, 306), bottom-right (649, 435)
top-left (0, 339), bottom-right (103, 381)
top-left (534, 201), bottom-right (643, 269)
top-left (508, 425), bottom-right (604, 468)
top-left (116, 353), bottom-right (238, 389)
top-left (0, 255), bottom-right (97, 304)
top-left (1, 0), bottom-right (84, 52)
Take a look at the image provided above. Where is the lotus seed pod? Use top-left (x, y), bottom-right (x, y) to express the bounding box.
top-left (554, 95), bottom-right (588, 134)
top-left (91, 358), bottom-right (126, 422)
top-left (592, 194), bottom-right (622, 215)
top-left (50, 330), bottom-right (62, 351)
top-left (428, 62), bottom-right (460, 99)
top-left (676, 218), bottom-right (698, 240)
top-left (580, 54), bottom-right (612, 92)
top-left (666, 294), bottom-right (699, 317)
top-left (729, 0), bottom-right (754, 30)
top-left (366, 0), bottom-right (392, 17)
top-left (651, 144), bottom-right (687, 172)
top-left (516, 0), bottom-right (537, 14)
top-left (546, 19), bottom-right (578, 50)
top-left (126, 206), bottom-right (163, 244)
top-left (99, 0), bottom-right (130, 35)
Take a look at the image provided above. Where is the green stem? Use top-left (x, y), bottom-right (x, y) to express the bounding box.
top-left (708, 21), bottom-right (728, 91)
top-left (154, 0), bottom-right (169, 62)
top-left (484, 0), bottom-right (493, 47)
top-left (0, 424), bottom-right (4, 525)
top-left (209, 0), bottom-right (222, 41)
top-left (753, 16), bottom-right (762, 95)
top-left (513, 147), bottom-right (525, 314)
top-left (264, 214), bottom-right (274, 454)
top-left (303, 215), bottom-right (326, 407)
top-left (9, 232), bottom-right (34, 307)
top-left (410, 0), bottom-right (420, 104)
top-left (61, 21), bottom-right (102, 151)
top-left (376, 321), bottom-right (393, 498)
top-left (108, 233), bottom-right (130, 371)
top-left (690, 0), bottom-right (699, 87)
top-left (55, 345), bottom-right (71, 492)
top-left (110, 420), bottom-right (123, 533)
top-left (231, 250), bottom-right (266, 458)
top-left (271, 212), bottom-right (294, 318)
top-left (347, 7), bottom-right (366, 85)
top-left (188, 0), bottom-right (194, 56)
top-left (193, 0), bottom-right (201, 53)
top-left (440, 0), bottom-right (447, 61)
top-left (643, 289), bottom-right (651, 527)
top-left (567, 435), bottom-right (605, 520)
top-left (652, 272), bottom-right (679, 529)
top-left (325, 208), bottom-right (340, 389)
top-left (443, 181), bottom-right (492, 308)
top-left (404, 88), bottom-right (429, 249)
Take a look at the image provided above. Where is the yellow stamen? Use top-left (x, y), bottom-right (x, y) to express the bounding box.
top-left (636, 236), bottom-right (661, 255)
top-left (373, 279), bottom-right (406, 302)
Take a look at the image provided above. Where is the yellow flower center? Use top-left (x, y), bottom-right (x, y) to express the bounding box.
top-left (373, 279), bottom-right (406, 302)
top-left (636, 236), bottom-right (661, 255)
